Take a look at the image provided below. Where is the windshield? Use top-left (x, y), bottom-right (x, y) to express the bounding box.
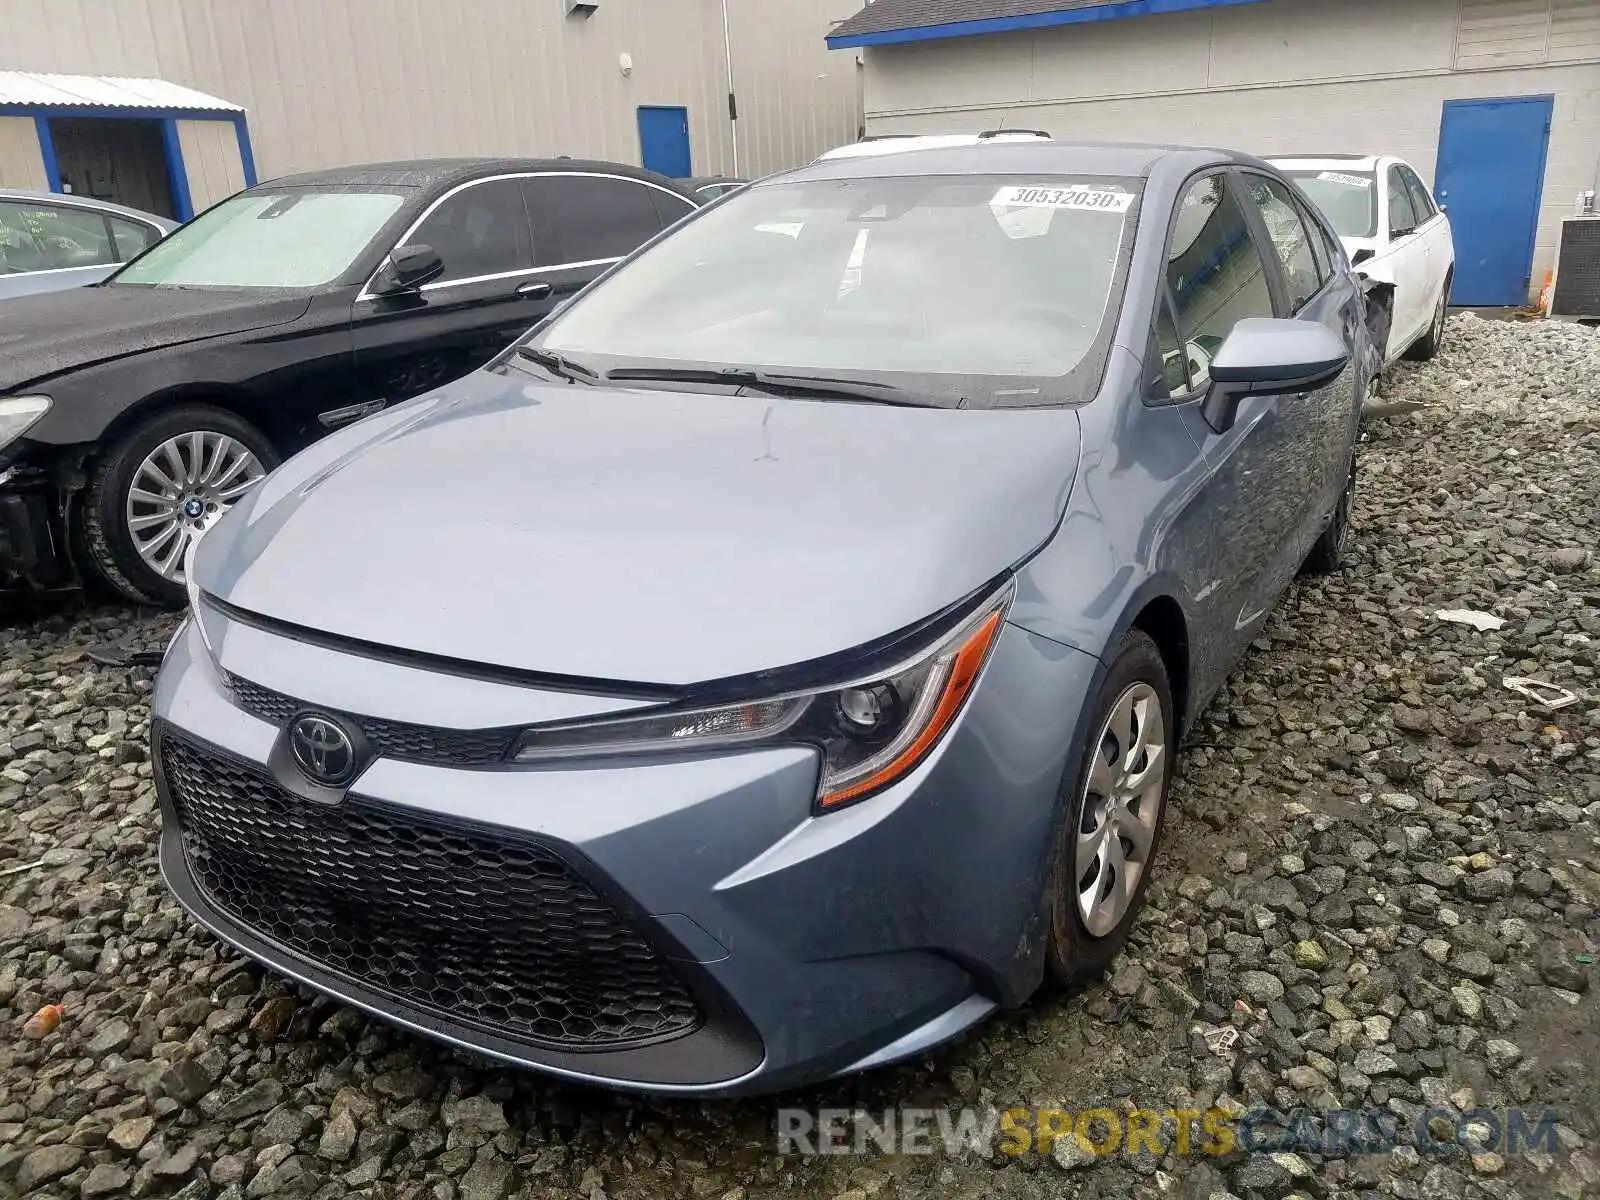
top-left (111, 188), bottom-right (406, 288)
top-left (531, 173), bottom-right (1140, 407)
top-left (1282, 170), bottom-right (1376, 239)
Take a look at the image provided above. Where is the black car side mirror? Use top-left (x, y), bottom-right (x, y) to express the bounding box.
top-left (373, 244), bottom-right (444, 295)
top-left (1201, 317), bottom-right (1349, 434)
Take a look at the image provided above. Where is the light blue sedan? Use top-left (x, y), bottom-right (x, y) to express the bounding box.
top-left (0, 188), bottom-right (175, 300)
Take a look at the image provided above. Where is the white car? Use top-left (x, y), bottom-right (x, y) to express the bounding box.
top-left (1269, 155), bottom-right (1455, 379)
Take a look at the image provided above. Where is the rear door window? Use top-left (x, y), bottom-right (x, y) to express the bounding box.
top-left (524, 175), bottom-right (676, 267)
top-left (107, 215), bottom-right (162, 261)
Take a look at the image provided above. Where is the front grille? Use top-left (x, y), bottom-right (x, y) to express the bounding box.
top-left (160, 731), bottom-right (702, 1050)
top-left (227, 676), bottom-right (517, 766)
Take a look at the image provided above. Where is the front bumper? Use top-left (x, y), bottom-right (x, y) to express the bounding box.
top-left (0, 468), bottom-right (75, 590)
top-left (152, 607), bottom-right (1099, 1095)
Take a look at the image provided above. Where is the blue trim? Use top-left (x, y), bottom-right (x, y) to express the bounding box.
top-left (33, 115), bottom-right (62, 193)
top-left (231, 113), bottom-right (258, 187)
top-left (825, 0), bottom-right (1266, 48)
top-left (161, 118), bottom-right (194, 220)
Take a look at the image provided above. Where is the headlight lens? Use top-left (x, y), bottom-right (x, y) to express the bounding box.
top-left (510, 586), bottom-right (1011, 810)
top-left (0, 396), bottom-right (51, 452)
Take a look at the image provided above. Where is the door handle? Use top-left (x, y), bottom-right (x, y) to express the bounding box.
top-left (516, 280), bottom-right (553, 299)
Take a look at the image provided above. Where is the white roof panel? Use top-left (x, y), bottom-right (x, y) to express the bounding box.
top-left (0, 71), bottom-right (242, 113)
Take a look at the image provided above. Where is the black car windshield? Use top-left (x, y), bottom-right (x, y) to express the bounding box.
top-left (1282, 170), bottom-right (1376, 239)
top-left (531, 173), bottom-right (1142, 407)
top-left (111, 188), bottom-right (406, 288)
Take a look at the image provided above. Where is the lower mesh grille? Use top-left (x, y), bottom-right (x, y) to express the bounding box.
top-left (160, 730), bottom-right (702, 1050)
top-left (227, 675), bottom-right (517, 766)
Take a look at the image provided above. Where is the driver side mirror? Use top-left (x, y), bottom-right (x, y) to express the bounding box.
top-left (373, 244), bottom-right (444, 295)
top-left (1201, 317), bottom-right (1349, 434)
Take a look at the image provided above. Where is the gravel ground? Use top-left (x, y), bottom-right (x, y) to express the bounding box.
top-left (2, 313), bottom-right (1597, 1200)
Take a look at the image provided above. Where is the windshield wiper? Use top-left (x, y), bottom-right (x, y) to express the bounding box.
top-left (604, 366), bottom-right (928, 407)
top-left (514, 345), bottom-right (598, 383)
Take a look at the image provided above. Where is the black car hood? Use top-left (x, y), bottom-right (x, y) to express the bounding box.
top-left (0, 286), bottom-right (311, 393)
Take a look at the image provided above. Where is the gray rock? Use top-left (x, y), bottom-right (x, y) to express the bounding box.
top-left (1239, 970), bottom-right (1285, 1002)
top-left (1460, 868), bottom-right (1514, 901)
top-left (80, 1163), bottom-right (134, 1198)
top-left (317, 1110), bottom-right (358, 1161)
top-left (16, 1145), bottom-right (86, 1192)
top-left (109, 1115), bottom-right (156, 1154)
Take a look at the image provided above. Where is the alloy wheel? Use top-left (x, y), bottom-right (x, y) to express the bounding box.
top-left (125, 431), bottom-right (266, 583)
top-left (1075, 681), bottom-right (1167, 938)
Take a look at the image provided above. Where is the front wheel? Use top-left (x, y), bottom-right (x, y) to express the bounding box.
top-left (1405, 275), bottom-right (1451, 361)
top-left (1301, 455), bottom-right (1355, 576)
top-left (79, 405), bottom-right (278, 606)
top-left (1045, 630), bottom-right (1175, 987)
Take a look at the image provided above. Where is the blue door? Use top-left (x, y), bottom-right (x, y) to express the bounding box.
top-left (1435, 96), bottom-right (1552, 306)
top-left (637, 106), bottom-right (691, 178)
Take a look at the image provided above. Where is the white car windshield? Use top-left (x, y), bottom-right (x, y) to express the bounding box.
top-left (112, 189), bottom-right (405, 288)
top-left (534, 174), bottom-right (1140, 407)
top-left (1282, 170), bottom-right (1377, 240)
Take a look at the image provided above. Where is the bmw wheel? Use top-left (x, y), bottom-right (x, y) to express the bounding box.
top-left (1045, 629), bottom-right (1174, 986)
top-left (80, 404), bottom-right (278, 606)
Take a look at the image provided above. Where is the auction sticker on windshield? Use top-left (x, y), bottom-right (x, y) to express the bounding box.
top-left (1316, 171), bottom-right (1372, 188)
top-left (991, 185), bottom-right (1133, 213)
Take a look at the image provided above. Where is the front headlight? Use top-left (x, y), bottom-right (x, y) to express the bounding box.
top-left (511, 585), bottom-right (1012, 811)
top-left (0, 396), bottom-right (51, 452)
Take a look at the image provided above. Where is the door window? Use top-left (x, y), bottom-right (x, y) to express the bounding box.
top-left (1386, 166), bottom-right (1421, 239)
top-left (1398, 166), bottom-right (1437, 223)
top-left (1151, 296), bottom-right (1190, 400)
top-left (1164, 174), bottom-right (1275, 393)
top-left (0, 200), bottom-right (118, 272)
top-left (107, 215), bottom-right (162, 261)
top-left (406, 178), bottom-right (534, 284)
top-left (1240, 174), bottom-right (1323, 312)
top-left (524, 175), bottom-right (674, 267)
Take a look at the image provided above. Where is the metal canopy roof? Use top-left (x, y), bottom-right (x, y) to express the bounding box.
top-left (0, 71), bottom-right (242, 112)
top-left (826, 0), bottom-right (1268, 49)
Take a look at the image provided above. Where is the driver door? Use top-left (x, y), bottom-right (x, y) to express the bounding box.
top-left (351, 176), bottom-right (551, 407)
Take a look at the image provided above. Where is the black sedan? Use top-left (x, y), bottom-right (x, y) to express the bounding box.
top-left (0, 157), bottom-right (698, 605)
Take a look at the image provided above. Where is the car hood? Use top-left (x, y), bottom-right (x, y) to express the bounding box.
top-left (196, 371), bottom-right (1082, 686)
top-left (0, 285), bottom-right (311, 392)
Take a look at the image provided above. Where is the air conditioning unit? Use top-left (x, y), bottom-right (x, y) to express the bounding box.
top-left (1550, 216), bottom-right (1600, 318)
top-left (565, 0), bottom-right (599, 16)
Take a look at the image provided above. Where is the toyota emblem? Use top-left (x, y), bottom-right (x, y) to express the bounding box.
top-left (289, 713), bottom-right (357, 786)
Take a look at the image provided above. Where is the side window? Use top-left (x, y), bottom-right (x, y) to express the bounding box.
top-left (1400, 167), bottom-right (1436, 222)
top-left (0, 200), bottom-right (117, 271)
top-left (107, 216), bottom-right (161, 261)
top-left (1386, 166), bottom-right (1420, 238)
top-left (1241, 174), bottom-right (1323, 312)
top-left (1165, 174), bottom-right (1275, 393)
top-left (1151, 295), bottom-right (1189, 400)
top-left (406, 178), bottom-right (534, 284)
top-left (523, 176), bottom-right (670, 266)
top-left (649, 189), bottom-right (696, 232)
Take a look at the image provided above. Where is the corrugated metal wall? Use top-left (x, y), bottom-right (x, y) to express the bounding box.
top-left (859, 0), bottom-right (1600, 301)
top-left (0, 115), bottom-right (47, 188)
top-left (176, 118), bottom-right (245, 210)
top-left (0, 0), bottom-right (860, 182)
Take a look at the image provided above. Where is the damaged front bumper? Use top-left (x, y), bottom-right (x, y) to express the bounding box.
top-left (0, 462), bottom-right (77, 591)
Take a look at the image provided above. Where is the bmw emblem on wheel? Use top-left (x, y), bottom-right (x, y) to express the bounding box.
top-left (289, 714), bottom-right (357, 786)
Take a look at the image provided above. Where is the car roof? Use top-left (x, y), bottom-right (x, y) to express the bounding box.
top-left (788, 138), bottom-right (1252, 183)
top-left (1269, 154), bottom-right (1385, 173)
top-left (0, 186), bottom-right (178, 228)
top-left (257, 157), bottom-right (694, 195)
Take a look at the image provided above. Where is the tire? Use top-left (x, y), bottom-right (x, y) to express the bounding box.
top-left (1045, 629), bottom-right (1175, 988)
top-left (79, 404), bottom-right (278, 607)
top-left (1405, 274), bottom-right (1451, 362)
top-left (1301, 454), bottom-right (1355, 576)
